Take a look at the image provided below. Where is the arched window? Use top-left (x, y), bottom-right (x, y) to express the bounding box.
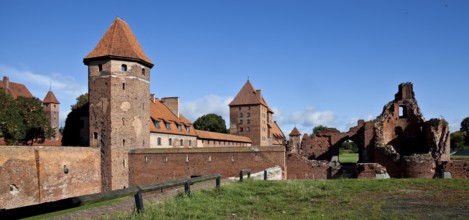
top-left (121, 64), bottom-right (127, 72)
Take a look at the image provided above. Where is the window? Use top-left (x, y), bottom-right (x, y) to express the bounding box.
top-left (246, 127), bottom-right (251, 132)
top-left (238, 107), bottom-right (241, 110)
top-left (98, 64), bottom-right (103, 71)
top-left (121, 64), bottom-right (127, 72)
top-left (185, 125), bottom-right (190, 132)
top-left (247, 119), bottom-right (250, 124)
top-left (154, 120), bottom-right (161, 129)
top-left (177, 124), bottom-right (182, 131)
top-left (169, 138), bottom-right (173, 146)
top-left (239, 120), bottom-right (243, 124)
top-left (399, 105), bottom-right (407, 118)
top-left (93, 132), bottom-right (98, 139)
top-left (248, 106), bottom-right (251, 110)
top-left (157, 137), bottom-right (162, 146)
top-left (122, 83), bottom-right (125, 90)
top-left (142, 68), bottom-right (145, 76)
top-left (239, 127), bottom-right (243, 132)
top-left (247, 112), bottom-right (250, 117)
top-left (189, 140), bottom-right (192, 147)
top-left (180, 139), bottom-right (184, 146)
top-left (165, 122), bottom-right (171, 130)
top-left (240, 113), bottom-right (243, 117)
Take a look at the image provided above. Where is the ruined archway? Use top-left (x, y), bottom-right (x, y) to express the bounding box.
top-left (339, 139), bottom-right (359, 164)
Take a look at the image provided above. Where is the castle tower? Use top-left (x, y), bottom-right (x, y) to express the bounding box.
top-left (42, 90), bottom-right (60, 140)
top-left (229, 80), bottom-right (274, 146)
top-left (83, 18), bottom-right (154, 191)
top-left (289, 127), bottom-right (301, 153)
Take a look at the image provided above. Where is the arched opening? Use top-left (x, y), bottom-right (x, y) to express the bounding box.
top-left (339, 139), bottom-right (359, 164)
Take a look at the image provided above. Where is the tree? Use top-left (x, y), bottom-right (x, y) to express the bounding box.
top-left (193, 113), bottom-right (227, 133)
top-left (450, 131), bottom-right (466, 151)
top-left (16, 96), bottom-right (54, 145)
top-left (313, 125), bottom-right (327, 134)
top-left (62, 93), bottom-right (89, 146)
top-left (461, 117), bottom-right (469, 145)
top-left (0, 88), bottom-right (25, 144)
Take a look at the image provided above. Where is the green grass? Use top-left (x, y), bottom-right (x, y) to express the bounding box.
top-left (339, 153), bottom-right (359, 163)
top-left (452, 155), bottom-right (469, 160)
top-left (105, 178), bottom-right (469, 219)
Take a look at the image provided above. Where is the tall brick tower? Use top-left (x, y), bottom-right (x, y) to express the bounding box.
top-left (289, 127), bottom-right (301, 153)
top-left (83, 18), bottom-right (154, 191)
top-left (42, 90), bottom-right (60, 140)
top-left (229, 80), bottom-right (274, 146)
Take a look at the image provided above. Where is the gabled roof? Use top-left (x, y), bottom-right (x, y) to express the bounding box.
top-left (43, 90), bottom-right (60, 104)
top-left (229, 80), bottom-right (272, 112)
top-left (289, 127), bottom-right (301, 137)
top-left (0, 78), bottom-right (33, 99)
top-left (195, 130), bottom-right (252, 143)
top-left (83, 18), bottom-right (153, 67)
top-left (271, 121), bottom-right (286, 145)
top-left (149, 99), bottom-right (197, 137)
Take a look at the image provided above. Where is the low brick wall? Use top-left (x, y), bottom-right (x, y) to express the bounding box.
top-left (286, 153), bottom-right (331, 180)
top-left (0, 146), bottom-right (101, 209)
top-left (441, 159), bottom-right (469, 178)
top-left (128, 146), bottom-right (285, 186)
top-left (355, 163), bottom-right (388, 179)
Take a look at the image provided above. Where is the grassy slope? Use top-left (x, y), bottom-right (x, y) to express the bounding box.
top-left (107, 179), bottom-right (469, 219)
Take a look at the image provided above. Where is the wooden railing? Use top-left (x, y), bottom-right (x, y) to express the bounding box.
top-left (0, 174), bottom-right (221, 219)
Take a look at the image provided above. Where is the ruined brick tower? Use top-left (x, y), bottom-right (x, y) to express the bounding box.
top-left (289, 127), bottom-right (302, 153)
top-left (229, 80), bottom-right (274, 146)
top-left (83, 18), bottom-right (153, 191)
top-left (42, 90), bottom-right (60, 140)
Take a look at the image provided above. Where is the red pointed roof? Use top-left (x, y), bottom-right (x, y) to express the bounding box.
top-left (43, 90), bottom-right (60, 104)
top-left (229, 80), bottom-right (272, 112)
top-left (0, 77), bottom-right (33, 99)
top-left (271, 121), bottom-right (286, 145)
top-left (195, 130), bottom-right (252, 143)
top-left (83, 18), bottom-right (153, 67)
top-left (289, 127), bottom-right (301, 137)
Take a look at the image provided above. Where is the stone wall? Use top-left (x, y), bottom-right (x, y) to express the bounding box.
top-left (128, 146), bottom-right (285, 186)
top-left (441, 160), bottom-right (469, 178)
top-left (0, 146), bottom-right (101, 209)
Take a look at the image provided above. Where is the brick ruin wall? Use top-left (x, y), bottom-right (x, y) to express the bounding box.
top-left (441, 159), bottom-right (469, 178)
top-left (286, 153), bottom-right (334, 180)
top-left (0, 146), bottom-right (101, 209)
top-left (128, 146), bottom-right (285, 186)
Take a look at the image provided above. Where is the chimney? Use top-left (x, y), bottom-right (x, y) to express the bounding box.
top-left (150, 94), bottom-right (155, 103)
top-left (3, 76), bottom-right (9, 90)
top-left (161, 97), bottom-right (180, 118)
top-left (256, 89), bottom-right (262, 99)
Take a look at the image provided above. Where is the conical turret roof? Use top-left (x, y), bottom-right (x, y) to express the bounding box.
top-left (229, 80), bottom-right (272, 112)
top-left (289, 127), bottom-right (301, 137)
top-left (43, 90), bottom-right (60, 104)
top-left (83, 18), bottom-right (153, 67)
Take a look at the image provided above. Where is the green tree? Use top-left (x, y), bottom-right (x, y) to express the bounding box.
top-left (0, 88), bottom-right (25, 144)
top-left (313, 125), bottom-right (327, 134)
top-left (461, 117), bottom-right (469, 145)
top-left (62, 93), bottom-right (89, 146)
top-left (16, 96), bottom-right (54, 145)
top-left (450, 131), bottom-right (466, 151)
top-left (193, 113), bottom-right (227, 133)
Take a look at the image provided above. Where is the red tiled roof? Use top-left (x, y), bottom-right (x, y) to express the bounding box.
top-left (84, 18), bottom-right (153, 67)
top-left (149, 99), bottom-right (197, 137)
top-left (0, 79), bottom-right (33, 99)
top-left (196, 130), bottom-right (252, 143)
top-left (289, 127), bottom-right (301, 136)
top-left (229, 80), bottom-right (273, 112)
top-left (271, 121), bottom-right (286, 145)
top-left (43, 90), bottom-right (60, 104)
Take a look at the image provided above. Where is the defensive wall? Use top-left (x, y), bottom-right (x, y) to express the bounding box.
top-left (128, 146), bottom-right (286, 186)
top-left (0, 146), bottom-right (101, 209)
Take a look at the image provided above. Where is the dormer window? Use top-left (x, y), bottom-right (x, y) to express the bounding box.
top-left (121, 64), bottom-right (127, 72)
top-left (165, 122), bottom-right (171, 130)
top-left (185, 125), bottom-right (190, 132)
top-left (153, 120), bottom-right (161, 129)
top-left (177, 124), bottom-right (182, 131)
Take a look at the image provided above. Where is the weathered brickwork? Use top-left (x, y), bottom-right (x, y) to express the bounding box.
top-left (441, 159), bottom-right (469, 178)
top-left (128, 146), bottom-right (285, 186)
top-left (286, 153), bottom-right (332, 180)
top-left (0, 146), bottom-right (101, 209)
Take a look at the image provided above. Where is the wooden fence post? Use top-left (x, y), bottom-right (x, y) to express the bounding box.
top-left (184, 180), bottom-right (191, 195)
top-left (264, 170), bottom-right (268, 180)
top-left (134, 190), bottom-right (144, 214)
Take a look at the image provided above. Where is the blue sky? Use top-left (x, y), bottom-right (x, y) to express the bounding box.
top-left (1, 0), bottom-right (468, 135)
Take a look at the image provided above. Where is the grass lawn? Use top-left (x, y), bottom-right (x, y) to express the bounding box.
top-left (452, 155), bottom-right (469, 160)
top-left (339, 153), bottom-right (359, 163)
top-left (105, 178), bottom-right (469, 219)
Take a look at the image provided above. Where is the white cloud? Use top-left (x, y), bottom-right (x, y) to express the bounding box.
top-left (180, 95), bottom-right (233, 124)
top-left (273, 106), bottom-right (336, 135)
top-left (0, 65), bottom-right (87, 127)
